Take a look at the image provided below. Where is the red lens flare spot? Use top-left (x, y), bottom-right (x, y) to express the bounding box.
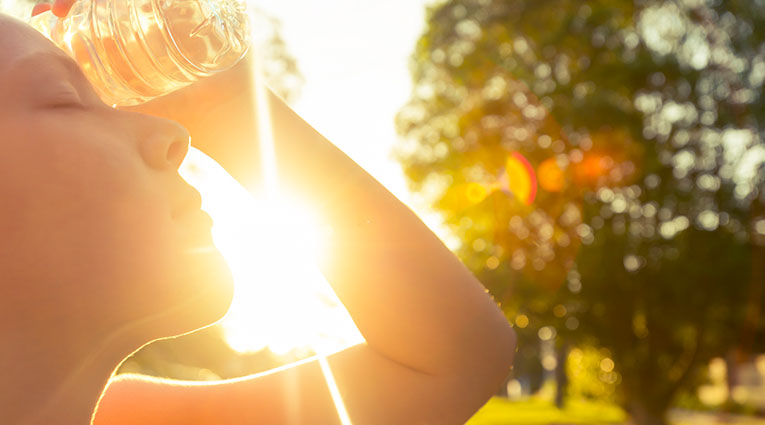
top-left (538, 157), bottom-right (566, 192)
top-left (504, 152), bottom-right (537, 205)
top-left (574, 153), bottom-right (614, 186)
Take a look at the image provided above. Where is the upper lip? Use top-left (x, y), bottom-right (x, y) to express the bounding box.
top-left (172, 184), bottom-right (204, 220)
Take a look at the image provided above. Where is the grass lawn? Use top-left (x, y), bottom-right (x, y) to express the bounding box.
top-left (467, 397), bottom-right (626, 425)
top-left (466, 398), bottom-right (765, 425)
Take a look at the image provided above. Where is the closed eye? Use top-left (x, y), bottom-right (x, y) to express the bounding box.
top-left (44, 85), bottom-right (84, 109)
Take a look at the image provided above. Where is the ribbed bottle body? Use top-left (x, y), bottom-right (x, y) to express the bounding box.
top-left (30, 0), bottom-right (249, 106)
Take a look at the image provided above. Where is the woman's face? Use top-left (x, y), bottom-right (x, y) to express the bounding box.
top-left (0, 15), bottom-right (233, 339)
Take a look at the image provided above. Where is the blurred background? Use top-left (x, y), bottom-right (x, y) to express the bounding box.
top-left (3, 0), bottom-right (765, 424)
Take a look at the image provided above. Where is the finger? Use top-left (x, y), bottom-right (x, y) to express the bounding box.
top-left (31, 3), bottom-right (52, 17)
top-left (51, 0), bottom-right (77, 17)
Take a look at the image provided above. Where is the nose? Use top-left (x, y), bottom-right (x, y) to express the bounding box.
top-left (137, 116), bottom-right (191, 171)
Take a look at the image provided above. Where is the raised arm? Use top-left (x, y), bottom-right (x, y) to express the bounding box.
top-left (83, 47), bottom-right (516, 423)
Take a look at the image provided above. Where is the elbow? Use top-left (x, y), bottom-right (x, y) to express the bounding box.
top-left (477, 307), bottom-right (518, 371)
top-left (453, 321), bottom-right (516, 417)
top-left (479, 324), bottom-right (517, 402)
top-left (459, 317), bottom-right (517, 389)
top-left (491, 322), bottom-right (517, 376)
top-left (481, 318), bottom-right (518, 389)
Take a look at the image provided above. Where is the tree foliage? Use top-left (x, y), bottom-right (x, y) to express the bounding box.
top-left (397, 1), bottom-right (765, 423)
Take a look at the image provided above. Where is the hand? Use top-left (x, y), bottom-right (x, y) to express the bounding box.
top-left (31, 0), bottom-right (76, 17)
top-left (32, 0), bottom-right (261, 187)
top-left (122, 52), bottom-right (262, 188)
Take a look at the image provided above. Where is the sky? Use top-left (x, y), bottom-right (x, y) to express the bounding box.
top-left (252, 0), bottom-right (455, 244)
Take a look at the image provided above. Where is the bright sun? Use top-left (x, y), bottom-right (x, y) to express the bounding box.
top-left (180, 149), bottom-right (364, 356)
top-left (180, 32), bottom-right (358, 423)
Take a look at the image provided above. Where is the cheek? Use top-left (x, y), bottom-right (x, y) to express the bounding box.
top-left (54, 152), bottom-right (183, 306)
top-left (0, 121), bottom-right (174, 296)
top-left (0, 117), bottom-right (231, 326)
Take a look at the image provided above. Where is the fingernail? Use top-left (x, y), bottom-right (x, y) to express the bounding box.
top-left (31, 3), bottom-right (52, 17)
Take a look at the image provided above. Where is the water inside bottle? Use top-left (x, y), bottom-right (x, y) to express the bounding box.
top-left (31, 0), bottom-right (249, 106)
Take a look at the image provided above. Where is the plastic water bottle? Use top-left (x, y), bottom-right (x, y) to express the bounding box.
top-left (30, 0), bottom-right (250, 106)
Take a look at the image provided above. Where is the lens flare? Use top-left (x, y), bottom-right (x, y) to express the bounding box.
top-left (249, 38), bottom-right (356, 424)
top-left (465, 182), bottom-right (490, 204)
top-left (319, 357), bottom-right (354, 425)
top-left (502, 152), bottom-right (537, 205)
top-left (538, 157), bottom-right (565, 193)
top-left (462, 153), bottom-right (538, 208)
top-left (177, 7), bottom-right (360, 422)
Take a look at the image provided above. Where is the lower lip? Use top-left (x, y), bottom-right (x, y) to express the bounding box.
top-left (197, 211), bottom-right (214, 228)
top-left (183, 211), bottom-right (215, 244)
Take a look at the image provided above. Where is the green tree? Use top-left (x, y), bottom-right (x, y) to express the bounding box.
top-left (396, 1), bottom-right (765, 424)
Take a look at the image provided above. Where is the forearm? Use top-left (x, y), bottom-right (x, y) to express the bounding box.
top-left (275, 96), bottom-right (513, 372)
top-left (133, 62), bottom-right (515, 377)
top-left (255, 85), bottom-right (514, 377)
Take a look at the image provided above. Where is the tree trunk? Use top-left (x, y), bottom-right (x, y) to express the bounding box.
top-left (626, 399), bottom-right (670, 425)
top-left (724, 349), bottom-right (739, 404)
top-left (554, 342), bottom-right (569, 409)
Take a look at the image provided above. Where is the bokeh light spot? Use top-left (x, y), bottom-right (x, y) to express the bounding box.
top-left (515, 314), bottom-right (530, 329)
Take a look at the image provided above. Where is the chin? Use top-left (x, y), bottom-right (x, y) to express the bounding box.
top-left (179, 247), bottom-right (235, 330)
top-left (138, 246), bottom-right (235, 342)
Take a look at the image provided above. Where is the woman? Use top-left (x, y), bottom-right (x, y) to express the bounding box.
top-left (0, 3), bottom-right (516, 424)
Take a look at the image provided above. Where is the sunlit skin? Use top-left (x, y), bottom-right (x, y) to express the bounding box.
top-left (0, 13), bottom-right (234, 425)
top-left (2, 4), bottom-right (517, 425)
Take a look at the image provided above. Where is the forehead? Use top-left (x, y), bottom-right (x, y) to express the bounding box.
top-left (0, 13), bottom-right (61, 74)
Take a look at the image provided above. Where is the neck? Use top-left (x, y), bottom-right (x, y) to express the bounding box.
top-left (1, 315), bottom-right (139, 425)
top-left (0, 284), bottom-right (226, 425)
top-left (16, 357), bottom-right (118, 425)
